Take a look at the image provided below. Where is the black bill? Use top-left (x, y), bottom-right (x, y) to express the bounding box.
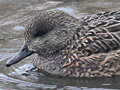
top-left (6, 44), bottom-right (34, 67)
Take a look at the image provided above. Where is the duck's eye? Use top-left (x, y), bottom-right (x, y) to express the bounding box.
top-left (33, 22), bottom-right (54, 37)
top-left (34, 31), bottom-right (47, 37)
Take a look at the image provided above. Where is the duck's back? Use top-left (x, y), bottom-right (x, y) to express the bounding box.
top-left (76, 10), bottom-right (120, 57)
top-left (59, 10), bottom-right (120, 77)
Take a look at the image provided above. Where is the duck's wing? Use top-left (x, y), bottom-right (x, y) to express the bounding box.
top-left (83, 10), bottom-right (120, 24)
top-left (62, 50), bottom-right (120, 77)
top-left (76, 10), bottom-right (120, 57)
top-left (61, 11), bottom-right (120, 77)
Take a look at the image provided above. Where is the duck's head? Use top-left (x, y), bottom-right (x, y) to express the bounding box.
top-left (6, 10), bottom-right (80, 67)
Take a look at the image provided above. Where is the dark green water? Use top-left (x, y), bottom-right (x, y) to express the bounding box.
top-left (0, 0), bottom-right (120, 89)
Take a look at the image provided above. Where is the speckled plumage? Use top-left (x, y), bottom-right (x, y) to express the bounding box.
top-left (7, 10), bottom-right (120, 77)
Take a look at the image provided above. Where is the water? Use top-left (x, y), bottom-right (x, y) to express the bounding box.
top-left (0, 0), bottom-right (120, 89)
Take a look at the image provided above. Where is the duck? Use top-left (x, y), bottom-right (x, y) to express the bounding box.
top-left (6, 10), bottom-right (120, 77)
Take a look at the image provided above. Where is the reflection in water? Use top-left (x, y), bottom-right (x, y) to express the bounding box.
top-left (0, 73), bottom-right (57, 89)
top-left (1, 0), bottom-right (120, 89)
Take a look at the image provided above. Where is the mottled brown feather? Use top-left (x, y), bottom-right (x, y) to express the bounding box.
top-left (32, 10), bottom-right (120, 77)
top-left (11, 10), bottom-right (120, 77)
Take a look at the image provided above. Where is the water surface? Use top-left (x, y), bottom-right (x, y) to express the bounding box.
top-left (1, 0), bottom-right (120, 89)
